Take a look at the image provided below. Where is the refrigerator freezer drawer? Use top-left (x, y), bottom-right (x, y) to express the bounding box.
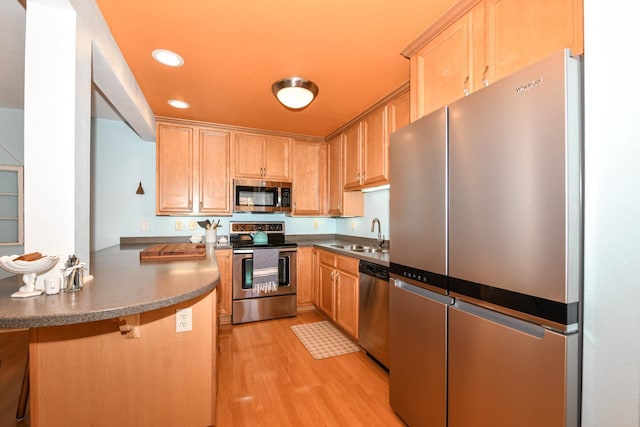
top-left (389, 279), bottom-right (451, 427)
top-left (448, 301), bottom-right (580, 427)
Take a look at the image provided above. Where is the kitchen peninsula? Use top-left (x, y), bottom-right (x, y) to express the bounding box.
top-left (0, 244), bottom-right (220, 427)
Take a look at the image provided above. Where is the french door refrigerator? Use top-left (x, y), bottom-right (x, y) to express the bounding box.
top-left (447, 49), bottom-right (582, 427)
top-left (389, 107), bottom-right (452, 427)
top-left (388, 49), bottom-right (582, 427)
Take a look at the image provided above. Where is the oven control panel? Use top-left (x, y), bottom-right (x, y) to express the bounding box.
top-left (230, 221), bottom-right (285, 234)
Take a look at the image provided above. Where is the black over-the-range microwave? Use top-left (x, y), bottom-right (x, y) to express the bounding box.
top-left (233, 179), bottom-right (292, 213)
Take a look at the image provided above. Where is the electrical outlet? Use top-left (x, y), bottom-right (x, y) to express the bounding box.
top-left (141, 220), bottom-right (149, 231)
top-left (176, 308), bottom-right (192, 332)
top-left (313, 220), bottom-right (319, 230)
top-left (175, 220), bottom-right (183, 231)
top-left (351, 220), bottom-right (356, 231)
top-left (189, 220), bottom-right (197, 231)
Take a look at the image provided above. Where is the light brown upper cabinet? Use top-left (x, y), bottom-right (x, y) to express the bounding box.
top-left (291, 139), bottom-right (326, 216)
top-left (406, 0), bottom-right (583, 120)
top-left (483, 0), bottom-right (584, 83)
top-left (388, 90), bottom-right (411, 133)
top-left (156, 120), bottom-right (232, 215)
top-left (326, 134), bottom-right (364, 217)
top-left (343, 104), bottom-right (389, 190)
top-left (410, 5), bottom-right (482, 121)
top-left (234, 132), bottom-right (292, 181)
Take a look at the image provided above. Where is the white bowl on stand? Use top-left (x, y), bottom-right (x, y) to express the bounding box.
top-left (0, 255), bottom-right (60, 298)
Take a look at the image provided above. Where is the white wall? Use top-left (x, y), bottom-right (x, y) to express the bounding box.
top-left (335, 189), bottom-right (390, 241)
top-left (582, 0), bottom-right (640, 426)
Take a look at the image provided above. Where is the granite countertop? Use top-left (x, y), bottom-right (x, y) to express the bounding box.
top-left (0, 243), bottom-right (220, 329)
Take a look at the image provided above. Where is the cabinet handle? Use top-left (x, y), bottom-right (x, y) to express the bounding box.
top-left (463, 76), bottom-right (470, 96)
top-left (335, 271), bottom-right (340, 281)
top-left (362, 171), bottom-right (366, 183)
top-left (482, 66), bottom-right (489, 87)
top-left (330, 271), bottom-right (335, 281)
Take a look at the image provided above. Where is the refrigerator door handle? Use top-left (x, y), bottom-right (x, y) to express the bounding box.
top-left (453, 300), bottom-right (545, 339)
top-left (392, 278), bottom-right (453, 306)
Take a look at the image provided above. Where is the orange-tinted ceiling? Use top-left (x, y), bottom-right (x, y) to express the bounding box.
top-left (96, 0), bottom-right (456, 137)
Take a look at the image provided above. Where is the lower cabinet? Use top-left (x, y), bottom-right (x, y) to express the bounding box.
top-left (215, 248), bottom-right (232, 324)
top-left (316, 249), bottom-right (360, 339)
top-left (296, 247), bottom-right (315, 310)
top-left (29, 291), bottom-right (217, 427)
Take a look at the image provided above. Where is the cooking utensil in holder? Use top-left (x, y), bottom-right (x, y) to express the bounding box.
top-left (62, 255), bottom-right (85, 292)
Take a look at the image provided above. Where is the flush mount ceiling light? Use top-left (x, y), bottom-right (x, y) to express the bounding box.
top-left (271, 77), bottom-right (319, 110)
top-left (151, 49), bottom-right (184, 67)
top-left (168, 99), bottom-right (190, 109)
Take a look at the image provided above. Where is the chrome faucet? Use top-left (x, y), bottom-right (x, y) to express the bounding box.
top-left (371, 217), bottom-right (384, 248)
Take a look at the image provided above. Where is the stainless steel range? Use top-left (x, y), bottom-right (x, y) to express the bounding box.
top-left (230, 221), bottom-right (297, 324)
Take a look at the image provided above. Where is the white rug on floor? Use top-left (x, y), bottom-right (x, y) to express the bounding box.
top-left (290, 321), bottom-right (361, 360)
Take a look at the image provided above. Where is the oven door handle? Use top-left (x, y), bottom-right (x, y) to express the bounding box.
top-left (233, 247), bottom-right (298, 254)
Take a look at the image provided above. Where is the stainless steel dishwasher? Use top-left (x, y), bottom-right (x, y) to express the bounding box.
top-left (358, 260), bottom-right (389, 368)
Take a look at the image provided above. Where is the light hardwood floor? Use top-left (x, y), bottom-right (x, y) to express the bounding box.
top-left (216, 310), bottom-right (405, 427)
top-left (1, 311), bottom-right (404, 427)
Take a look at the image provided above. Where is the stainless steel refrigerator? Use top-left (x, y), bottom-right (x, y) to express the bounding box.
top-left (389, 49), bottom-right (582, 427)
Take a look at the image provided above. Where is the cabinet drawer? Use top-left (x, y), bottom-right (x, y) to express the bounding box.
top-left (336, 255), bottom-right (359, 275)
top-left (319, 251), bottom-right (336, 267)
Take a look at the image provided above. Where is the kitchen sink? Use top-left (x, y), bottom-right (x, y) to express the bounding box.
top-left (330, 244), bottom-right (389, 254)
top-left (351, 247), bottom-right (389, 254)
top-left (330, 244), bottom-right (370, 250)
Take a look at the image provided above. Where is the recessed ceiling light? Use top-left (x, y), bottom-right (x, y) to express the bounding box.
top-left (168, 99), bottom-right (190, 109)
top-left (152, 49), bottom-right (184, 67)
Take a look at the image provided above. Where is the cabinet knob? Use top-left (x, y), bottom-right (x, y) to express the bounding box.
top-left (463, 76), bottom-right (470, 96)
top-left (482, 66), bottom-right (489, 87)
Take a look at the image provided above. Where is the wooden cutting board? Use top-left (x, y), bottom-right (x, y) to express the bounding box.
top-left (139, 243), bottom-right (206, 261)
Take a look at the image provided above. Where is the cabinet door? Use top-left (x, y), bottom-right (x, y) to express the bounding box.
top-left (389, 90), bottom-right (411, 132)
top-left (312, 248), bottom-right (320, 307)
top-left (484, 0), bottom-right (583, 84)
top-left (292, 140), bottom-right (326, 215)
top-left (343, 123), bottom-right (362, 190)
top-left (263, 136), bottom-right (292, 181)
top-left (326, 135), bottom-right (343, 215)
top-left (234, 133), bottom-right (264, 179)
top-left (156, 123), bottom-right (194, 214)
top-left (318, 263), bottom-right (335, 319)
top-left (335, 270), bottom-right (359, 340)
top-left (361, 105), bottom-right (389, 187)
top-left (411, 9), bottom-right (475, 120)
top-left (215, 249), bottom-right (232, 324)
top-left (296, 247), bottom-right (314, 307)
top-left (199, 129), bottom-right (232, 215)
